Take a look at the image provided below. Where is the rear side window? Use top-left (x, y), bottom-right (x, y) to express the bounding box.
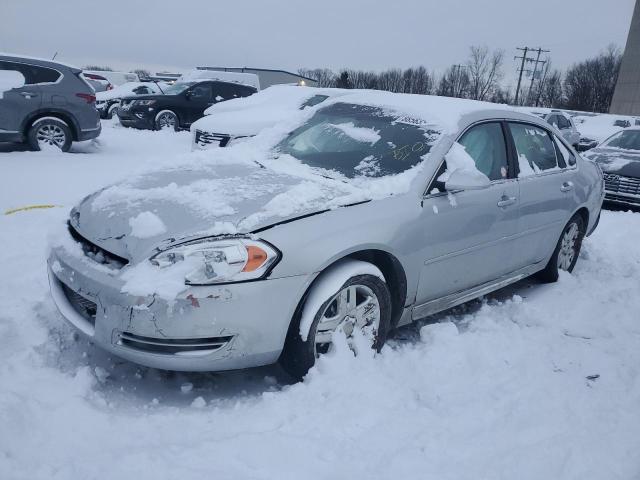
top-left (213, 82), bottom-right (256, 101)
top-left (0, 61), bottom-right (61, 85)
top-left (508, 123), bottom-right (560, 176)
top-left (457, 122), bottom-right (509, 181)
top-left (553, 136), bottom-right (574, 167)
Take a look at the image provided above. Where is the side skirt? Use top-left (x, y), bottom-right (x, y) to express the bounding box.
top-left (411, 262), bottom-right (544, 322)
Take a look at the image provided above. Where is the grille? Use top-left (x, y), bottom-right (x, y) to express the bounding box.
top-left (62, 283), bottom-right (97, 324)
top-left (68, 223), bottom-right (128, 269)
top-left (604, 192), bottom-right (640, 205)
top-left (194, 130), bottom-right (231, 148)
top-left (604, 174), bottom-right (640, 197)
top-left (118, 332), bottom-right (233, 355)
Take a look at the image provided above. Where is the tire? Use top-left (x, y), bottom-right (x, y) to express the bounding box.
top-left (154, 110), bottom-right (178, 131)
top-left (107, 104), bottom-right (119, 119)
top-left (27, 118), bottom-right (72, 152)
top-left (535, 214), bottom-right (585, 283)
top-left (279, 273), bottom-right (392, 380)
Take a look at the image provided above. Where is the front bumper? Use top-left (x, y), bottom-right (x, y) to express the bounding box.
top-left (117, 106), bottom-right (155, 129)
top-left (48, 244), bottom-right (309, 371)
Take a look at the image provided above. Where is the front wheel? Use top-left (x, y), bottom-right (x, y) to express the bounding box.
top-left (27, 118), bottom-right (72, 152)
top-left (536, 214), bottom-right (585, 283)
top-left (280, 272), bottom-right (392, 380)
top-left (154, 110), bottom-right (178, 131)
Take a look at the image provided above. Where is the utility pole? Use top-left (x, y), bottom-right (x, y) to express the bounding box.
top-left (526, 47), bottom-right (549, 105)
top-left (514, 47), bottom-right (529, 105)
top-left (514, 46), bottom-right (551, 105)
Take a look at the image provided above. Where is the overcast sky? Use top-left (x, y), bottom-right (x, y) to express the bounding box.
top-left (2, 0), bottom-right (636, 86)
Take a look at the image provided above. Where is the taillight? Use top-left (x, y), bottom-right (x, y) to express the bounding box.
top-left (76, 93), bottom-right (96, 104)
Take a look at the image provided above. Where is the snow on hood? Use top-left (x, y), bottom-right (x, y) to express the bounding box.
top-left (577, 114), bottom-right (633, 143)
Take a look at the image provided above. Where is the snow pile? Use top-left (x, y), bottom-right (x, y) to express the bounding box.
top-left (96, 82), bottom-right (164, 101)
top-left (0, 121), bottom-right (639, 479)
top-left (195, 85), bottom-right (350, 137)
top-left (0, 70), bottom-right (24, 98)
top-left (438, 141), bottom-right (489, 184)
top-left (576, 114), bottom-right (634, 144)
top-left (329, 122), bottom-right (381, 144)
top-left (128, 211), bottom-right (166, 239)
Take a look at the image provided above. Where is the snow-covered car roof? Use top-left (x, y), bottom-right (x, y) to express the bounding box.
top-left (192, 85), bottom-right (352, 137)
top-left (194, 86), bottom-right (519, 138)
top-left (96, 82), bottom-right (166, 101)
top-left (576, 113), bottom-right (636, 142)
top-left (0, 52), bottom-right (81, 71)
top-left (178, 69), bottom-right (260, 90)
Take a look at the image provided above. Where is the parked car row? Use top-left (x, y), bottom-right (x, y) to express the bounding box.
top-left (96, 81), bottom-right (167, 119)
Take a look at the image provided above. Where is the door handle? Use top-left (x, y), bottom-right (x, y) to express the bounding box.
top-left (497, 196), bottom-right (517, 208)
top-left (560, 181), bottom-right (574, 192)
top-left (20, 92), bottom-right (38, 99)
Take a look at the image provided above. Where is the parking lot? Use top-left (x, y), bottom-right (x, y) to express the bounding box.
top-left (0, 120), bottom-right (639, 479)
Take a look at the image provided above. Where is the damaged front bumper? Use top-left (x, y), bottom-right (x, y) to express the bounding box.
top-left (47, 245), bottom-right (309, 372)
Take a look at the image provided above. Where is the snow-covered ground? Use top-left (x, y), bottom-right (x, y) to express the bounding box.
top-left (1, 120), bottom-right (639, 480)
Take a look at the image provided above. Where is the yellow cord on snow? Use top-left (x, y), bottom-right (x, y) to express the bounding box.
top-left (4, 204), bottom-right (62, 215)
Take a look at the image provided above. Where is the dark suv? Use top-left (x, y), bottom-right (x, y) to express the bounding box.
top-left (117, 80), bottom-right (256, 130)
top-left (0, 54), bottom-right (101, 152)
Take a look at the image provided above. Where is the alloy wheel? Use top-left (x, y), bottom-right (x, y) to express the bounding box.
top-left (314, 284), bottom-right (381, 355)
top-left (157, 112), bottom-right (176, 129)
top-left (557, 222), bottom-right (580, 270)
top-left (36, 124), bottom-right (66, 149)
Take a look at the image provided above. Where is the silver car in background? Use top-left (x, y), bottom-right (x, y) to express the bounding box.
top-left (48, 92), bottom-right (604, 379)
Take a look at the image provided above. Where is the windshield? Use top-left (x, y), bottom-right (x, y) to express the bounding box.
top-left (162, 82), bottom-right (194, 95)
top-left (603, 129), bottom-right (640, 151)
top-left (276, 103), bottom-right (441, 179)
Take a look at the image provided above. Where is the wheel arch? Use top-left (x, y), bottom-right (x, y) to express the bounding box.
top-left (23, 110), bottom-right (80, 141)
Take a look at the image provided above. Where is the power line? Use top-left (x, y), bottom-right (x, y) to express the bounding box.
top-left (514, 46), bottom-right (550, 105)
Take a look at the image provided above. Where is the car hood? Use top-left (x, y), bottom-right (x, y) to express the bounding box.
top-left (586, 147), bottom-right (640, 177)
top-left (70, 162), bottom-right (366, 262)
top-left (192, 109), bottom-right (289, 137)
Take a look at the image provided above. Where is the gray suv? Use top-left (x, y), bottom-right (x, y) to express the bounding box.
top-left (0, 54), bottom-right (101, 152)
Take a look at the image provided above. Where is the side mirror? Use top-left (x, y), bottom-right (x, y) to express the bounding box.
top-left (445, 168), bottom-right (491, 191)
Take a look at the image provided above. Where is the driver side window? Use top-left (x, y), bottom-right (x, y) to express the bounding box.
top-left (457, 122), bottom-right (509, 181)
top-left (189, 84), bottom-right (212, 101)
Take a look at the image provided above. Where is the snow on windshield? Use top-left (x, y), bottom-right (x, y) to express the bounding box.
top-left (328, 122), bottom-right (381, 144)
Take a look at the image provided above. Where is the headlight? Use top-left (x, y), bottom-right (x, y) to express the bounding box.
top-left (150, 238), bottom-right (279, 285)
top-left (135, 99), bottom-right (156, 106)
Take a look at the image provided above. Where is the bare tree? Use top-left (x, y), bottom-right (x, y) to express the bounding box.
top-left (466, 46), bottom-right (504, 101)
top-left (131, 68), bottom-right (151, 79)
top-left (564, 45), bottom-right (621, 112)
top-left (436, 65), bottom-right (470, 98)
top-left (298, 68), bottom-right (336, 87)
top-left (83, 65), bottom-right (113, 71)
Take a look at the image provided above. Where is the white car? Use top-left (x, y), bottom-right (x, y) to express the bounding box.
top-left (95, 81), bottom-right (167, 119)
top-left (190, 85), bottom-right (349, 150)
top-left (575, 114), bottom-right (636, 151)
top-left (517, 108), bottom-right (581, 147)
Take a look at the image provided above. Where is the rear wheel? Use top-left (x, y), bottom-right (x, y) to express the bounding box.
top-left (154, 110), bottom-right (178, 131)
top-left (27, 118), bottom-right (72, 152)
top-left (536, 214), bottom-right (585, 283)
top-left (280, 272), bottom-right (392, 380)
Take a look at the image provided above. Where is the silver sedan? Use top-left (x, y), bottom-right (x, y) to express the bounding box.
top-left (48, 92), bottom-right (604, 379)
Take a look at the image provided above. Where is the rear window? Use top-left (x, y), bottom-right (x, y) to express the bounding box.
top-left (0, 61), bottom-right (61, 84)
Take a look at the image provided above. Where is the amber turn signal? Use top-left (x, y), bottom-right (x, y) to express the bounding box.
top-left (242, 245), bottom-right (268, 272)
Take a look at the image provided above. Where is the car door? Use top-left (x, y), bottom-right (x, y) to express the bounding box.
top-left (0, 60), bottom-right (42, 136)
top-left (183, 82), bottom-right (213, 125)
top-left (507, 121), bottom-right (580, 268)
top-left (416, 121), bottom-right (520, 308)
